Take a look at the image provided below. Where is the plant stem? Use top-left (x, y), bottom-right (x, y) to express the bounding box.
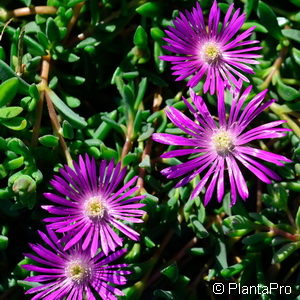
top-left (286, 208), bottom-right (296, 228)
top-left (270, 103), bottom-right (300, 138)
top-left (147, 236), bottom-right (198, 287)
top-left (136, 138), bottom-right (152, 192)
top-left (282, 259), bottom-right (300, 283)
top-left (190, 258), bottom-right (213, 289)
top-left (10, 6), bottom-right (57, 18)
top-left (31, 55), bottom-right (51, 146)
top-left (121, 130), bottom-right (133, 164)
top-left (0, 18), bottom-right (13, 41)
top-left (134, 230), bottom-right (174, 298)
top-left (69, 0), bottom-right (146, 46)
top-left (270, 227), bottom-right (299, 242)
top-left (136, 92), bottom-right (162, 192)
top-left (45, 89), bottom-right (73, 167)
top-left (121, 93), bottom-right (135, 164)
top-left (63, 2), bottom-right (85, 43)
top-left (259, 46), bottom-right (289, 90)
top-left (258, 45), bottom-right (300, 135)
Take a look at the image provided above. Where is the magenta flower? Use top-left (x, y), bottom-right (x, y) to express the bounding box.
top-left (23, 229), bottom-right (130, 300)
top-left (43, 155), bottom-right (145, 256)
top-left (152, 88), bottom-right (291, 205)
top-left (161, 1), bottom-right (261, 94)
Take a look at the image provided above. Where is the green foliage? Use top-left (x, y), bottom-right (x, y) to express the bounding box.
top-left (0, 0), bottom-right (298, 299)
top-left (136, 2), bottom-right (162, 18)
top-left (0, 78), bottom-right (19, 107)
top-left (38, 134), bottom-right (59, 147)
top-left (257, 1), bottom-right (283, 40)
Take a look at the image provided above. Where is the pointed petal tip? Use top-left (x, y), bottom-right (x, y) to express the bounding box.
top-left (203, 196), bottom-right (210, 207)
top-left (190, 190), bottom-right (200, 201)
top-left (151, 133), bottom-right (160, 141)
top-left (41, 205), bottom-right (51, 211)
top-left (63, 244), bottom-right (71, 252)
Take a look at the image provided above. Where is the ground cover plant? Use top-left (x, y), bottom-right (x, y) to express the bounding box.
top-left (0, 0), bottom-right (299, 299)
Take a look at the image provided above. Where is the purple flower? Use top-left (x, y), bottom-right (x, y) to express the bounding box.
top-left (152, 87), bottom-right (291, 205)
top-left (160, 1), bottom-right (261, 94)
top-left (43, 155), bottom-right (145, 256)
top-left (23, 229), bottom-right (130, 300)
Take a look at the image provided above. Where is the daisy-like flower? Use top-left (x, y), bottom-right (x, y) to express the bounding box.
top-left (23, 229), bottom-right (130, 300)
top-left (161, 1), bottom-right (261, 94)
top-left (43, 155), bottom-right (145, 256)
top-left (152, 88), bottom-right (291, 205)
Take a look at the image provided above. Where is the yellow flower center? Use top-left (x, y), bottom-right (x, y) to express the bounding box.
top-left (66, 261), bottom-right (91, 283)
top-left (202, 42), bottom-right (221, 63)
top-left (85, 196), bottom-right (105, 219)
top-left (212, 131), bottom-right (234, 155)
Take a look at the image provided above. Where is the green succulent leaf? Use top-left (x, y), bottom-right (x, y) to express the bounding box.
top-left (13, 257), bottom-right (32, 278)
top-left (221, 263), bottom-right (246, 278)
top-left (272, 242), bottom-right (300, 263)
top-left (245, 0), bottom-right (258, 18)
top-left (223, 215), bottom-right (256, 230)
top-left (150, 27), bottom-right (165, 42)
top-left (189, 215), bottom-right (209, 238)
top-left (7, 138), bottom-right (30, 156)
top-left (17, 280), bottom-right (41, 291)
top-left (37, 32), bottom-right (50, 49)
top-left (292, 48), bottom-right (300, 66)
top-left (282, 29), bottom-right (300, 42)
top-left (46, 89), bottom-right (87, 129)
top-left (0, 77), bottom-right (19, 107)
top-left (0, 0), bottom-right (298, 297)
top-left (139, 155), bottom-right (151, 168)
top-left (38, 135), bottom-right (59, 147)
top-left (0, 235), bottom-right (8, 250)
top-left (29, 84), bottom-right (40, 101)
top-left (257, 1), bottom-right (283, 40)
top-left (143, 236), bottom-right (156, 248)
top-left (153, 290), bottom-right (174, 300)
top-left (46, 17), bottom-right (60, 43)
top-left (76, 37), bottom-right (98, 49)
top-left (136, 2), bottom-right (162, 18)
top-left (12, 174), bottom-right (36, 197)
top-left (134, 26), bottom-right (148, 48)
top-left (161, 263), bottom-right (178, 282)
top-left (0, 107), bottom-right (23, 119)
top-left (1, 117), bottom-right (27, 130)
top-left (0, 60), bottom-right (29, 94)
top-left (24, 34), bottom-right (47, 56)
top-left (242, 232), bottom-right (272, 245)
top-left (242, 22), bottom-right (267, 33)
top-left (62, 120), bottom-right (74, 139)
top-left (5, 156), bottom-right (24, 170)
top-left (295, 206), bottom-right (300, 230)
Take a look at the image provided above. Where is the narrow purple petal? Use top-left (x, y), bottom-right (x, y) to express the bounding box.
top-left (191, 160), bottom-right (218, 200)
top-left (237, 146), bottom-right (291, 166)
top-left (152, 133), bottom-right (201, 146)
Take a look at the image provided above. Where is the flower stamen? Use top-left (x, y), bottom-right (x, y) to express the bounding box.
top-left (212, 130), bottom-right (234, 155)
top-left (85, 196), bottom-right (105, 219)
top-left (201, 42), bottom-right (221, 64)
top-left (66, 260), bottom-right (91, 284)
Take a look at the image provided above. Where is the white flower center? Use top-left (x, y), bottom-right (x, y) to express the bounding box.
top-left (66, 260), bottom-right (91, 284)
top-left (201, 42), bottom-right (221, 63)
top-left (84, 196), bottom-right (105, 219)
top-left (212, 130), bottom-right (234, 155)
